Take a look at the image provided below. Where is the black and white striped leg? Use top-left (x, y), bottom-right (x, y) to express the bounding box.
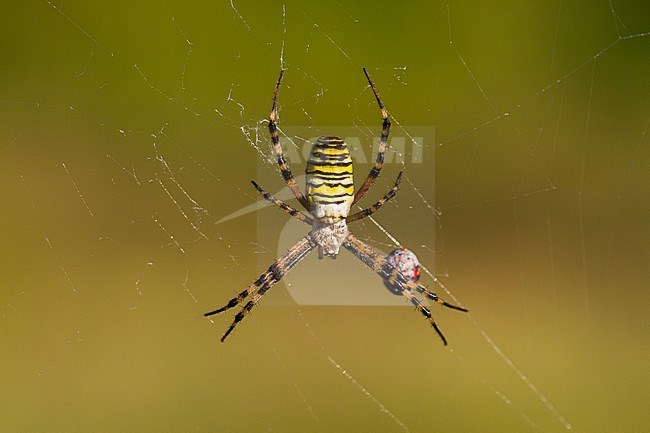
top-left (342, 233), bottom-right (467, 345)
top-left (372, 244), bottom-right (468, 315)
top-left (383, 264), bottom-right (468, 312)
top-left (409, 282), bottom-right (468, 312)
top-left (269, 71), bottom-right (310, 211)
top-left (353, 68), bottom-right (391, 206)
top-left (205, 235), bottom-right (317, 341)
top-left (347, 171), bottom-right (402, 223)
top-left (251, 180), bottom-right (314, 226)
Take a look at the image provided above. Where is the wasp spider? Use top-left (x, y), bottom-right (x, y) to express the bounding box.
top-left (205, 69), bottom-right (468, 345)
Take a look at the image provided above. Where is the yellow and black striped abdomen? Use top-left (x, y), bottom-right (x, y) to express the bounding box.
top-left (305, 136), bottom-right (354, 222)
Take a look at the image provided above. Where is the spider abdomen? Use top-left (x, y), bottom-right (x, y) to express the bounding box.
top-left (305, 136), bottom-right (354, 222)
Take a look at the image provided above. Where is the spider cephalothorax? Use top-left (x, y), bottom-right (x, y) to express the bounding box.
top-left (310, 218), bottom-right (348, 259)
top-left (205, 69), bottom-right (468, 345)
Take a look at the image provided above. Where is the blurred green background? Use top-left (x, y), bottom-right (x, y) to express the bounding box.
top-left (1, 1), bottom-right (649, 432)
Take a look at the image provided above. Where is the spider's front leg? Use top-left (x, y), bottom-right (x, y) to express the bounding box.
top-left (342, 233), bottom-right (467, 345)
top-left (204, 235), bottom-right (317, 341)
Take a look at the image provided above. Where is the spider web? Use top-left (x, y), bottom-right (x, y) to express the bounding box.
top-left (1, 1), bottom-right (649, 432)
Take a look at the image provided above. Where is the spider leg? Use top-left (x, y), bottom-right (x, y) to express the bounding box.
top-left (269, 71), bottom-right (311, 211)
top-left (342, 233), bottom-right (467, 345)
top-left (384, 265), bottom-right (468, 312)
top-left (347, 172), bottom-right (402, 223)
top-left (204, 235), bottom-right (317, 342)
top-left (408, 281), bottom-right (468, 312)
top-left (251, 180), bottom-right (314, 226)
top-left (352, 68), bottom-right (391, 206)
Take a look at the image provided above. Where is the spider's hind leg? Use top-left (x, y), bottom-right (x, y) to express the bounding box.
top-left (251, 180), bottom-right (313, 226)
top-left (268, 71), bottom-right (310, 211)
top-left (347, 171), bottom-right (402, 224)
top-left (353, 68), bottom-right (391, 206)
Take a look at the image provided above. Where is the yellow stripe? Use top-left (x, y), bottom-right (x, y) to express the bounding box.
top-left (313, 147), bottom-right (350, 156)
top-left (309, 183), bottom-right (354, 197)
top-left (306, 137), bottom-right (354, 219)
top-left (306, 162), bottom-right (352, 174)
